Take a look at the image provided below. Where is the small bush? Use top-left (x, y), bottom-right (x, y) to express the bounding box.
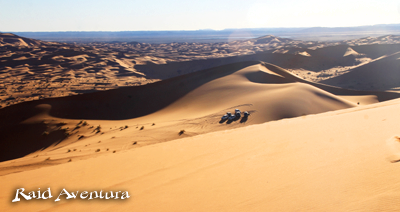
top-left (152, 123), bottom-right (155, 126)
top-left (67, 149), bottom-right (71, 153)
top-left (57, 122), bottom-right (67, 127)
top-left (140, 126), bottom-right (144, 130)
top-left (133, 142), bottom-right (137, 145)
top-left (178, 130), bottom-right (185, 136)
top-left (95, 149), bottom-right (100, 152)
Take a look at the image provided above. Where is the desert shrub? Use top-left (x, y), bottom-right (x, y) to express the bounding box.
top-left (140, 126), bottom-right (144, 130)
top-left (57, 122), bottom-right (67, 127)
top-left (178, 130), bottom-right (185, 136)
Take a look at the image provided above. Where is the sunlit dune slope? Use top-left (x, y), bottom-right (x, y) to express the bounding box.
top-left (2, 93), bottom-right (400, 212)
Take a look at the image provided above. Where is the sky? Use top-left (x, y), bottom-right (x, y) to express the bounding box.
top-left (0, 0), bottom-right (399, 31)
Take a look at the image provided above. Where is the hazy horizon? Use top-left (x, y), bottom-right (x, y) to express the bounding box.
top-left (2, 23), bottom-right (400, 33)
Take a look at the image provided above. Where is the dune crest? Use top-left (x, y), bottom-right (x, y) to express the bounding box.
top-left (343, 47), bottom-right (360, 57)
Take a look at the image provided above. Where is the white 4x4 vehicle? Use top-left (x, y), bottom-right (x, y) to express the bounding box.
top-left (228, 115), bottom-right (236, 120)
top-left (235, 109), bottom-right (241, 117)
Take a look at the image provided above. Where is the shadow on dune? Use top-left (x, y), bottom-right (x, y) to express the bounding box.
top-left (0, 104), bottom-right (69, 162)
top-left (226, 116), bottom-right (241, 124)
top-left (0, 123), bottom-right (67, 162)
top-left (240, 116), bottom-right (248, 123)
top-left (245, 70), bottom-right (291, 84)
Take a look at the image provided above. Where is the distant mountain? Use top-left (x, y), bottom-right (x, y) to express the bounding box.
top-left (301, 24), bottom-right (400, 33)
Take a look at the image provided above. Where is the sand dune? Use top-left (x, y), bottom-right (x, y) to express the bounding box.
top-left (0, 33), bottom-right (45, 47)
top-left (2, 89), bottom-right (400, 211)
top-left (1, 61), bottom-right (399, 172)
top-left (343, 47), bottom-right (360, 57)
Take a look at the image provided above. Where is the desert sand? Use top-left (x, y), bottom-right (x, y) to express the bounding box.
top-left (2, 82), bottom-right (400, 211)
top-left (1, 33), bottom-right (400, 211)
